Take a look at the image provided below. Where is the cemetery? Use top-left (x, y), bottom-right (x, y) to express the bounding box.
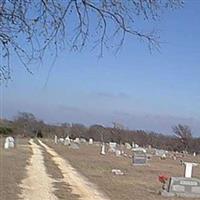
top-left (0, 136), bottom-right (200, 200)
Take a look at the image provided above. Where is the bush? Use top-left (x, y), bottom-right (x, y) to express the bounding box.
top-left (0, 126), bottom-right (13, 135)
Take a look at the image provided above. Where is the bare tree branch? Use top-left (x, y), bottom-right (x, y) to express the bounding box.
top-left (0, 0), bottom-right (184, 82)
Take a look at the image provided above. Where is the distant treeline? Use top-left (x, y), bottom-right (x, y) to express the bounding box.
top-left (0, 112), bottom-right (200, 153)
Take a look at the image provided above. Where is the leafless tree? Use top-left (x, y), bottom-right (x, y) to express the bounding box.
top-left (0, 0), bottom-right (183, 82)
top-left (172, 124), bottom-right (192, 151)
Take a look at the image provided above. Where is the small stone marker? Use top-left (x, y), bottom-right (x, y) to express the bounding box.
top-left (112, 169), bottom-right (124, 175)
top-left (101, 143), bottom-right (106, 155)
top-left (115, 149), bottom-right (121, 157)
top-left (89, 138), bottom-right (93, 144)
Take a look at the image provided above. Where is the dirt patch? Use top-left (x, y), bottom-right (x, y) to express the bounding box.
top-left (0, 138), bottom-right (32, 200)
top-left (43, 139), bottom-right (200, 200)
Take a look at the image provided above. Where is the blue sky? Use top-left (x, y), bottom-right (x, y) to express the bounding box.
top-left (1, 0), bottom-right (200, 136)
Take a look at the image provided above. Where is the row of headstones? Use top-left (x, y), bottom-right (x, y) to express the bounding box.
top-left (101, 142), bottom-right (148, 164)
top-left (54, 136), bottom-right (94, 149)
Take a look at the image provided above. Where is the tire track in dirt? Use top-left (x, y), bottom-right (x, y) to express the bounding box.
top-left (38, 139), bottom-right (110, 200)
top-left (19, 139), bottom-right (58, 200)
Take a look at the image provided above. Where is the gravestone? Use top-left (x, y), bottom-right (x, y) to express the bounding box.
top-left (59, 138), bottom-right (64, 143)
top-left (74, 138), bottom-right (80, 144)
top-left (54, 135), bottom-right (58, 144)
top-left (115, 150), bottom-right (121, 157)
top-left (161, 162), bottom-right (200, 198)
top-left (80, 138), bottom-right (87, 143)
top-left (134, 144), bottom-right (139, 148)
top-left (125, 143), bottom-right (132, 150)
top-left (89, 138), bottom-right (93, 144)
top-left (101, 143), bottom-right (106, 155)
top-left (64, 136), bottom-right (71, 146)
top-left (184, 162), bottom-right (198, 178)
top-left (69, 142), bottom-right (80, 150)
top-left (162, 177), bottom-right (200, 198)
top-left (4, 136), bottom-right (15, 149)
top-left (132, 149), bottom-right (147, 165)
top-left (155, 149), bottom-right (168, 157)
top-left (108, 142), bottom-right (117, 153)
top-left (132, 141), bottom-right (135, 148)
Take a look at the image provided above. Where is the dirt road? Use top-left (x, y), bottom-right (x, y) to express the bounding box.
top-left (20, 139), bottom-right (58, 200)
top-left (38, 139), bottom-right (109, 200)
top-left (20, 139), bottom-right (109, 200)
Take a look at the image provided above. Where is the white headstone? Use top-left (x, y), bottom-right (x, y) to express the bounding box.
top-left (115, 150), bottom-right (121, 157)
top-left (184, 162), bottom-right (198, 178)
top-left (101, 143), bottom-right (106, 155)
top-left (4, 136), bottom-right (15, 149)
top-left (89, 138), bottom-right (93, 144)
top-left (74, 138), bottom-right (80, 144)
top-left (125, 143), bottom-right (132, 150)
top-left (109, 142), bottom-right (117, 152)
top-left (64, 136), bottom-right (71, 146)
top-left (4, 141), bottom-right (9, 149)
top-left (59, 138), bottom-right (64, 143)
top-left (54, 135), bottom-right (58, 144)
top-left (134, 144), bottom-right (139, 148)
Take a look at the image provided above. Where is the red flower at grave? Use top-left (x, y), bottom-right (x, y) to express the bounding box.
top-left (158, 175), bottom-right (168, 184)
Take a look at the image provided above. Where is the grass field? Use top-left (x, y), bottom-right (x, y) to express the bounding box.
top-left (0, 137), bottom-right (32, 200)
top-left (1, 137), bottom-right (200, 200)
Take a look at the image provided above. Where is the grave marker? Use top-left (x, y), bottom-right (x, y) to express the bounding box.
top-left (108, 142), bottom-right (117, 153)
top-left (4, 136), bottom-right (15, 149)
top-left (64, 136), bottom-right (70, 146)
top-left (161, 162), bottom-right (200, 198)
top-left (101, 143), bottom-right (106, 155)
top-left (132, 149), bottom-right (147, 165)
top-left (89, 138), bottom-right (93, 144)
top-left (54, 135), bottom-right (58, 144)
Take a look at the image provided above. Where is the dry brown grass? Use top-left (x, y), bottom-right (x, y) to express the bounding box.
top-left (43, 139), bottom-right (200, 200)
top-left (0, 137), bottom-right (32, 200)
